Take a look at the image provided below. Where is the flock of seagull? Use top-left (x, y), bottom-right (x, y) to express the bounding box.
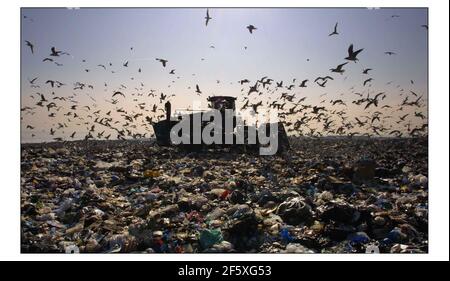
top-left (21, 10), bottom-right (428, 142)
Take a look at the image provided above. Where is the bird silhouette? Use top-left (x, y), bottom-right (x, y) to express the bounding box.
top-left (45, 80), bottom-right (56, 88)
top-left (362, 68), bottom-right (372, 74)
top-left (410, 90), bottom-right (418, 97)
top-left (314, 76), bottom-right (333, 82)
top-left (251, 101), bottom-right (263, 113)
top-left (50, 47), bottom-right (62, 56)
top-left (112, 91), bottom-right (125, 98)
top-left (330, 62), bottom-right (348, 74)
top-left (363, 78), bottom-right (373, 86)
top-left (205, 9), bottom-right (212, 26)
top-left (248, 82), bottom-right (258, 94)
top-left (345, 44), bottom-right (364, 62)
top-left (410, 124), bottom-right (428, 136)
top-left (317, 80), bottom-right (328, 87)
top-left (156, 58), bottom-right (168, 67)
top-left (329, 22), bottom-right (339, 36)
top-left (25, 40), bottom-right (34, 54)
top-left (246, 25), bottom-right (257, 34)
top-left (195, 84), bottom-right (202, 95)
top-left (415, 112), bottom-right (426, 119)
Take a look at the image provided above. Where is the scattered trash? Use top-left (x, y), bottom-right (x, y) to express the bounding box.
top-left (283, 243), bottom-right (315, 253)
top-left (348, 231), bottom-right (370, 244)
top-left (276, 197), bottom-right (312, 225)
top-left (365, 244), bottom-right (380, 254)
top-left (353, 158), bottom-right (376, 183)
top-left (144, 169), bottom-right (161, 178)
top-left (280, 228), bottom-right (294, 242)
top-left (199, 229), bottom-right (224, 249)
top-left (21, 138), bottom-right (428, 253)
top-left (64, 244), bottom-right (80, 254)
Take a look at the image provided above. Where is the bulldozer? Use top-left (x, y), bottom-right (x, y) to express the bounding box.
top-left (152, 96), bottom-right (289, 154)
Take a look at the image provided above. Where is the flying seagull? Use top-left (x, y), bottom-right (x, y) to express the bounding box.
top-left (329, 22), bottom-right (339, 36)
top-left (205, 9), bottom-right (212, 26)
top-left (317, 80), bottom-right (328, 87)
top-left (299, 79), bottom-right (308, 88)
top-left (112, 91), bottom-right (125, 98)
top-left (410, 90), bottom-right (418, 97)
top-left (330, 62), bottom-right (348, 74)
top-left (45, 80), bottom-right (56, 88)
top-left (25, 40), bottom-right (34, 54)
top-left (50, 47), bottom-right (62, 56)
top-left (384, 51), bottom-right (396, 55)
top-left (195, 84), bottom-right (202, 95)
top-left (345, 44), bottom-right (364, 62)
top-left (362, 68), bottom-right (372, 74)
top-left (156, 58), bottom-right (168, 67)
top-left (363, 78), bottom-right (373, 86)
top-left (314, 76), bottom-right (334, 82)
top-left (246, 25), bottom-right (257, 34)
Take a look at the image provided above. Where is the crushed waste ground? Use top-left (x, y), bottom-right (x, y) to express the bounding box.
top-left (21, 137), bottom-right (428, 253)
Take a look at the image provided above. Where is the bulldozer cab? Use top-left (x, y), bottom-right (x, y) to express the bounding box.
top-left (208, 96), bottom-right (236, 111)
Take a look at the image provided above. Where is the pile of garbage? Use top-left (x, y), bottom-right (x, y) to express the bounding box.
top-left (21, 137), bottom-right (428, 253)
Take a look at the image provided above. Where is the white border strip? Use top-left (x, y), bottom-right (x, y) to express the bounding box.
top-left (1, 0), bottom-right (448, 261)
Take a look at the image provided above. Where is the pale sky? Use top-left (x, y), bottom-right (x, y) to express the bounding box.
top-left (21, 8), bottom-right (428, 142)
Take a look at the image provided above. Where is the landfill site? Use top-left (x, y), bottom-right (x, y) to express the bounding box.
top-left (20, 137), bottom-right (428, 253)
top-left (20, 8), bottom-right (429, 254)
